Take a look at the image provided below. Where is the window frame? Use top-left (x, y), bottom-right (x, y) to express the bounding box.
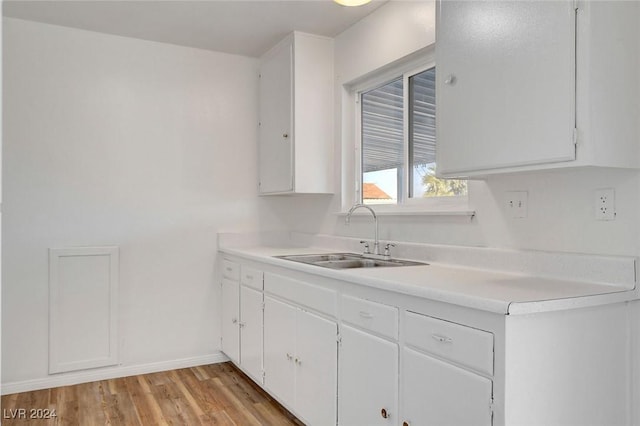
top-left (350, 55), bottom-right (469, 213)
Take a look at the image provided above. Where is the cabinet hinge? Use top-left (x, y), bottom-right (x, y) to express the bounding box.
top-left (572, 127), bottom-right (578, 145)
top-left (489, 397), bottom-right (496, 418)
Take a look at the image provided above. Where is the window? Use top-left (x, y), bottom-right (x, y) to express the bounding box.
top-left (358, 65), bottom-right (467, 206)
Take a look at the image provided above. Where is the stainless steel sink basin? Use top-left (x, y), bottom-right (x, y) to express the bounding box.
top-left (275, 253), bottom-right (426, 269)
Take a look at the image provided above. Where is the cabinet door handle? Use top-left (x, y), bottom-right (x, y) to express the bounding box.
top-left (444, 74), bottom-right (456, 85)
top-left (286, 353), bottom-right (293, 361)
top-left (380, 408), bottom-right (390, 419)
top-left (282, 133), bottom-right (289, 138)
top-left (359, 311), bottom-right (374, 319)
top-left (295, 357), bottom-right (301, 365)
top-left (239, 322), bottom-right (246, 328)
top-left (232, 318), bottom-right (238, 324)
top-left (432, 334), bottom-right (452, 343)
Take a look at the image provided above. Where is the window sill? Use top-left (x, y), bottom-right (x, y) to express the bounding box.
top-left (335, 209), bottom-right (476, 218)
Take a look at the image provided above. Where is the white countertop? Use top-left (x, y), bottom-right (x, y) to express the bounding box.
top-left (219, 243), bottom-right (639, 315)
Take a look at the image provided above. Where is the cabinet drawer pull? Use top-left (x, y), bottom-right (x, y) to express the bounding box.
top-left (432, 334), bottom-right (452, 343)
top-left (359, 311), bottom-right (374, 319)
top-left (380, 408), bottom-right (390, 419)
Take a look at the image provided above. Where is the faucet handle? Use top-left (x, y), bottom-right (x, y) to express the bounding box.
top-left (384, 243), bottom-right (396, 257)
top-left (360, 240), bottom-right (371, 254)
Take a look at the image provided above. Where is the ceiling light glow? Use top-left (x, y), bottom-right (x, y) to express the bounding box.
top-left (334, 0), bottom-right (372, 6)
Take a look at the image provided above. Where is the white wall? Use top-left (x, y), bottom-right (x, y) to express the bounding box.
top-left (2, 18), bottom-right (261, 387)
top-left (331, 168), bottom-right (639, 255)
top-left (334, 0), bottom-right (435, 85)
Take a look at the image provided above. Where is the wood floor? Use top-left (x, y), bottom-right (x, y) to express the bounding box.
top-left (1, 362), bottom-right (304, 425)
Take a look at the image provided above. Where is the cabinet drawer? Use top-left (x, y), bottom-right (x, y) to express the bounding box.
top-left (264, 273), bottom-right (337, 317)
top-left (222, 259), bottom-right (240, 281)
top-left (341, 295), bottom-right (398, 340)
top-left (241, 266), bottom-right (263, 290)
top-left (405, 311), bottom-right (494, 376)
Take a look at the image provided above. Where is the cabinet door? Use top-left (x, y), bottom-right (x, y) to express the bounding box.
top-left (221, 278), bottom-right (240, 364)
top-left (263, 296), bottom-right (296, 409)
top-left (295, 309), bottom-right (338, 426)
top-left (436, 1), bottom-right (576, 176)
top-left (402, 347), bottom-right (492, 426)
top-left (259, 39), bottom-right (293, 193)
top-left (240, 285), bottom-right (263, 383)
top-left (339, 325), bottom-right (398, 426)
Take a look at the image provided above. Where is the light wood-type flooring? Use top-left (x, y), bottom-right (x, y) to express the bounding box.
top-left (1, 362), bottom-right (304, 425)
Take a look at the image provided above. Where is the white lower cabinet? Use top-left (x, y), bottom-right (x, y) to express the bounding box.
top-left (295, 306), bottom-right (339, 426)
top-left (402, 347), bottom-right (493, 426)
top-left (264, 295), bottom-right (338, 426)
top-left (220, 260), bottom-right (264, 382)
top-left (263, 295), bottom-right (297, 407)
top-left (339, 324), bottom-right (398, 426)
top-left (240, 285), bottom-right (263, 383)
top-left (224, 262), bottom-right (494, 426)
top-left (402, 311), bottom-right (494, 426)
top-left (221, 277), bottom-right (240, 364)
top-left (221, 255), bottom-right (633, 425)
top-left (338, 297), bottom-right (493, 426)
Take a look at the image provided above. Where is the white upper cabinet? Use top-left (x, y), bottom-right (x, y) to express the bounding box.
top-left (574, 1), bottom-right (640, 170)
top-left (259, 39), bottom-right (293, 193)
top-left (436, 1), bottom-right (640, 177)
top-left (258, 32), bottom-right (334, 194)
top-left (436, 0), bottom-right (576, 176)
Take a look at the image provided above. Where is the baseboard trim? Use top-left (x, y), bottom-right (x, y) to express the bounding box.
top-left (1, 352), bottom-right (229, 395)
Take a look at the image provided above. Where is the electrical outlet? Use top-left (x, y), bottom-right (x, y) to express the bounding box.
top-left (595, 188), bottom-right (616, 221)
top-left (506, 191), bottom-right (528, 218)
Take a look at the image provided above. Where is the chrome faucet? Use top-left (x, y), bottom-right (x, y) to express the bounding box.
top-left (345, 203), bottom-right (380, 257)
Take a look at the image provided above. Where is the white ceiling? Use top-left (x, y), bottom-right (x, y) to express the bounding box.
top-left (3, 0), bottom-right (387, 57)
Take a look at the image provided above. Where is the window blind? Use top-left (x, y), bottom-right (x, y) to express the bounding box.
top-left (361, 68), bottom-right (436, 174)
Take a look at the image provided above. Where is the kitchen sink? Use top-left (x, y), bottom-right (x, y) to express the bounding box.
top-left (275, 253), bottom-right (426, 269)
